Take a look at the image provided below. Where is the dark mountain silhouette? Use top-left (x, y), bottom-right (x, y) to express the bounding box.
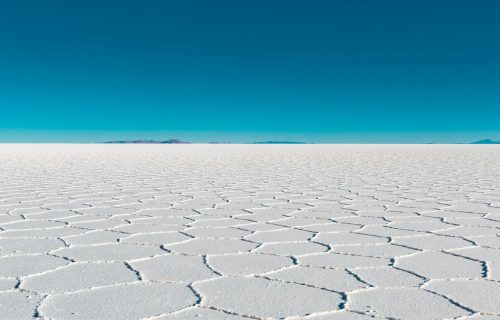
top-left (471, 139), bottom-right (500, 144)
top-left (104, 139), bottom-right (189, 144)
top-left (160, 139), bottom-right (189, 144)
top-left (252, 141), bottom-right (307, 144)
top-left (103, 140), bottom-right (309, 144)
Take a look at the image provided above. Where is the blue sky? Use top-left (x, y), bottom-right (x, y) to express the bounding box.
top-left (1, 0), bottom-right (499, 143)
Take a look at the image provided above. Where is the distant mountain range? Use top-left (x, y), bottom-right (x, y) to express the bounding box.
top-left (102, 139), bottom-right (500, 144)
top-left (252, 141), bottom-right (307, 144)
top-left (103, 139), bottom-right (307, 144)
top-left (103, 139), bottom-right (189, 144)
top-left (471, 139), bottom-right (500, 144)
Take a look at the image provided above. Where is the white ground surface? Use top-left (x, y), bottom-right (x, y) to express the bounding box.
top-left (1, 144), bottom-right (500, 320)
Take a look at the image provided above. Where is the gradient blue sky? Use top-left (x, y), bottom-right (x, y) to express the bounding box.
top-left (1, 0), bottom-right (499, 143)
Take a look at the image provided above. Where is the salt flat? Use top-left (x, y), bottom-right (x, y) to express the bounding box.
top-left (1, 144), bottom-right (500, 319)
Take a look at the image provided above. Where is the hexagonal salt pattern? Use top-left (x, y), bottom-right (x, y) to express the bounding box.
top-left (0, 144), bottom-right (499, 319)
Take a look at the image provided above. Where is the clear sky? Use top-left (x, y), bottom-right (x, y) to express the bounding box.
top-left (1, 0), bottom-right (499, 143)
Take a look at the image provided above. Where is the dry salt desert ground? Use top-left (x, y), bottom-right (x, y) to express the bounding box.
top-left (2, 144), bottom-right (500, 320)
